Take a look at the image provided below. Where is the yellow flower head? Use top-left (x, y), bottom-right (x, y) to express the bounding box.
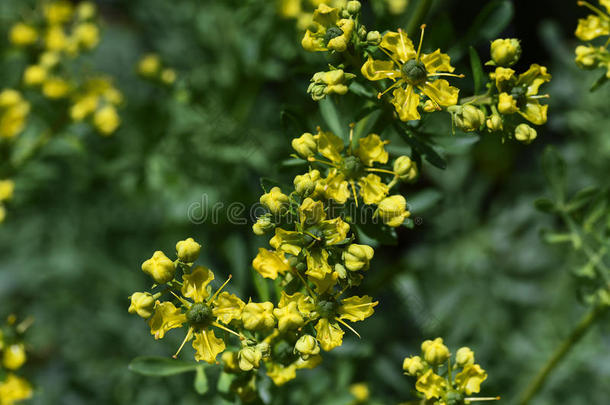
top-left (0, 180), bottom-right (15, 202)
top-left (141, 250), bottom-right (176, 284)
top-left (415, 369), bottom-right (446, 399)
top-left (44, 1), bottom-right (75, 25)
top-left (361, 26), bottom-right (461, 121)
top-left (42, 77), bottom-right (71, 99)
top-left (137, 54), bottom-right (162, 78)
top-left (343, 243), bottom-right (374, 271)
top-left (93, 105), bottom-right (120, 135)
top-left (128, 292), bottom-right (156, 319)
top-left (375, 195), bottom-right (410, 227)
top-left (496, 64), bottom-right (551, 125)
top-left (421, 337), bottom-right (451, 364)
top-left (292, 132), bottom-right (318, 158)
top-left (176, 237), bottom-right (201, 263)
top-left (456, 346), bottom-right (475, 367)
top-left (242, 301), bottom-right (276, 330)
top-left (302, 4), bottom-right (354, 52)
top-left (74, 23), bottom-right (100, 50)
top-left (273, 292), bottom-right (306, 332)
top-left (576, 1), bottom-right (610, 41)
top-left (9, 23), bottom-right (38, 47)
top-left (23, 65), bottom-right (48, 87)
top-left (253, 248), bottom-right (291, 279)
top-left (490, 38), bottom-right (522, 67)
top-left (0, 373), bottom-right (33, 404)
top-left (2, 344), bottom-right (26, 370)
top-left (455, 364), bottom-right (488, 395)
top-left (393, 155), bottom-right (418, 182)
top-left (0, 90), bottom-right (30, 140)
top-left (294, 334), bottom-right (320, 359)
top-left (260, 186), bottom-right (290, 215)
top-left (402, 355), bottom-right (425, 376)
top-left (515, 123), bottom-right (537, 144)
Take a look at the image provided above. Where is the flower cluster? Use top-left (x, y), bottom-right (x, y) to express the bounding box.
top-left (402, 338), bottom-right (498, 404)
top-left (0, 315), bottom-right (33, 405)
top-left (448, 39), bottom-right (551, 144)
top-left (574, 0), bottom-right (610, 86)
top-left (0, 90), bottom-right (30, 141)
top-left (8, 0), bottom-right (122, 136)
top-left (137, 54), bottom-right (177, 86)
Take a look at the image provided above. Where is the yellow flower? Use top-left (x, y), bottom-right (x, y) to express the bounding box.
top-left (486, 113), bottom-right (503, 132)
top-left (2, 344), bottom-right (26, 370)
top-left (0, 91), bottom-right (30, 140)
top-left (148, 301), bottom-right (187, 339)
top-left (238, 346), bottom-right (263, 371)
top-left (356, 133), bottom-right (389, 166)
top-left (497, 92), bottom-right (518, 114)
top-left (415, 369), bottom-right (446, 399)
top-left (128, 292), bottom-right (156, 319)
top-left (9, 23), bottom-right (38, 46)
top-left (343, 243), bottom-right (374, 271)
top-left (39, 52), bottom-right (60, 68)
top-left (242, 301), bottom-right (276, 330)
top-left (402, 355), bottom-right (425, 376)
top-left (137, 54), bottom-right (162, 77)
top-left (252, 248), bottom-right (291, 279)
top-left (44, 1), bottom-right (75, 24)
top-left (0, 180), bottom-right (15, 202)
top-left (192, 329), bottom-right (226, 363)
top-left (515, 123), bottom-right (537, 144)
top-left (294, 169), bottom-right (321, 196)
top-left (176, 237), bottom-right (201, 263)
top-left (70, 95), bottom-right (98, 121)
top-left (160, 68), bottom-right (177, 85)
top-left (273, 292), bottom-right (307, 332)
top-left (74, 23), bottom-right (100, 50)
top-left (141, 250), bottom-right (176, 284)
top-left (23, 65), bottom-right (47, 86)
top-left (77, 1), bottom-right (97, 20)
top-left (212, 292), bottom-right (245, 324)
top-left (266, 361), bottom-right (297, 385)
top-left (361, 27), bottom-right (460, 121)
top-left (93, 105), bottom-right (120, 135)
top-left (45, 26), bottom-right (68, 52)
top-left (421, 337), bottom-right (451, 364)
top-left (260, 186), bottom-right (290, 215)
top-left (338, 295), bottom-right (377, 322)
top-left (576, 1), bottom-right (610, 41)
top-left (307, 69), bottom-right (355, 100)
top-left (456, 347), bottom-right (475, 367)
top-left (292, 132), bottom-right (317, 158)
top-left (490, 38), bottom-right (522, 67)
top-left (375, 195), bottom-right (410, 227)
top-left (505, 64), bottom-right (551, 125)
top-left (455, 364), bottom-right (487, 395)
top-left (0, 374), bottom-right (33, 405)
top-left (314, 317), bottom-right (345, 351)
top-left (302, 4), bottom-right (354, 52)
top-left (452, 104), bottom-right (485, 132)
top-left (42, 77), bottom-right (71, 99)
top-left (252, 215), bottom-right (274, 235)
top-left (349, 382), bottom-right (370, 403)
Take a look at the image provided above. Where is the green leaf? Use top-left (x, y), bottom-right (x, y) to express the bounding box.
top-left (534, 198), bottom-right (556, 213)
top-left (565, 186), bottom-right (600, 213)
top-left (354, 108), bottom-right (382, 142)
top-left (467, 0), bottom-right (514, 42)
top-left (394, 123), bottom-right (447, 170)
top-left (469, 46), bottom-right (485, 94)
top-left (193, 366), bottom-right (209, 395)
top-left (259, 177), bottom-right (282, 194)
top-left (355, 223), bottom-right (398, 246)
top-left (590, 72), bottom-right (609, 92)
top-left (349, 81), bottom-right (375, 99)
top-left (128, 356), bottom-right (199, 377)
top-left (541, 147), bottom-right (566, 203)
top-left (280, 109), bottom-right (305, 136)
top-left (253, 272), bottom-right (271, 301)
top-left (319, 97), bottom-right (345, 138)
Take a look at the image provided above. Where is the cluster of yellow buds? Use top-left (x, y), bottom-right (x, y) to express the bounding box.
top-left (136, 54), bottom-right (177, 86)
top-left (287, 126), bottom-right (415, 223)
top-left (0, 315), bottom-right (33, 404)
top-left (448, 38), bottom-right (551, 144)
top-left (402, 338), bottom-right (498, 404)
top-left (7, 1), bottom-right (122, 136)
top-left (307, 69), bottom-right (356, 101)
top-left (0, 90), bottom-right (30, 141)
top-left (574, 1), bottom-right (610, 86)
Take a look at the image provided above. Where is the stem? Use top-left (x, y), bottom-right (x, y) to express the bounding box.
top-left (406, 0), bottom-right (432, 38)
top-left (516, 304), bottom-right (608, 405)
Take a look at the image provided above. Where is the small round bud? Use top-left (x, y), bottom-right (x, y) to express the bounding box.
top-left (347, 1), bottom-right (362, 14)
top-left (393, 156), bottom-right (417, 182)
top-left (176, 237), bottom-right (201, 263)
top-left (402, 355), bottom-right (425, 375)
top-left (375, 195), bottom-right (410, 227)
top-left (238, 346), bottom-right (262, 371)
top-left (294, 334), bottom-right (320, 359)
top-left (497, 92), bottom-right (518, 114)
top-left (23, 65), bottom-right (47, 86)
top-left (0, 180), bottom-right (15, 202)
top-left (454, 105), bottom-right (485, 132)
top-left (490, 38), bottom-right (521, 67)
top-left (141, 250), bottom-right (176, 284)
top-left (486, 114), bottom-right (503, 132)
top-left (334, 263), bottom-right (347, 279)
top-left (128, 292), bottom-right (156, 319)
top-left (343, 244), bottom-right (374, 271)
top-left (358, 25), bottom-right (367, 40)
top-left (252, 214), bottom-right (274, 235)
top-left (456, 347), bottom-right (475, 367)
top-left (161, 68), bottom-right (177, 85)
top-left (3, 343), bottom-right (26, 370)
top-left (260, 187), bottom-right (289, 215)
top-left (292, 132), bottom-right (317, 158)
top-left (293, 170), bottom-right (320, 196)
top-left (366, 30), bottom-right (381, 46)
top-left (137, 54), bottom-right (161, 78)
top-left (9, 23), bottom-right (38, 46)
top-left (421, 337), bottom-right (451, 365)
top-left (514, 123), bottom-right (537, 144)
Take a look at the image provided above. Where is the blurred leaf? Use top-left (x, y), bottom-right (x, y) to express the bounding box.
top-left (467, 0), bottom-right (513, 42)
top-left (349, 81), bottom-right (375, 99)
top-left (319, 97), bottom-right (345, 139)
top-left (534, 197), bottom-right (556, 213)
top-left (128, 356), bottom-right (199, 377)
top-left (408, 189), bottom-right (443, 213)
top-left (542, 146), bottom-right (566, 203)
top-left (565, 186), bottom-right (600, 213)
top-left (356, 222), bottom-right (398, 246)
top-left (590, 72), bottom-right (609, 92)
top-left (469, 46), bottom-right (485, 94)
top-left (193, 366), bottom-right (208, 395)
top-left (259, 177), bottom-right (282, 194)
top-left (394, 124), bottom-right (447, 169)
top-left (354, 109), bottom-right (382, 142)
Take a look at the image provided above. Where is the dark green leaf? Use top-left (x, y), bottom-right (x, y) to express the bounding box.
top-left (468, 0), bottom-right (514, 42)
top-left (319, 97), bottom-right (345, 138)
top-left (259, 177), bottom-right (283, 194)
top-left (565, 186), bottom-right (600, 213)
top-left (534, 198), bottom-right (556, 213)
top-left (128, 357), bottom-right (199, 377)
top-left (541, 147), bottom-right (566, 203)
top-left (469, 46), bottom-right (485, 94)
top-left (590, 72), bottom-right (609, 92)
top-left (394, 123), bottom-right (447, 170)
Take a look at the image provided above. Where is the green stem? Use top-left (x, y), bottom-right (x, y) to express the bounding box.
top-left (516, 304), bottom-right (608, 405)
top-left (406, 0), bottom-right (433, 38)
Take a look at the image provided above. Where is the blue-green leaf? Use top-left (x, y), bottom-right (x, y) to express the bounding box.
top-left (128, 356), bottom-right (199, 377)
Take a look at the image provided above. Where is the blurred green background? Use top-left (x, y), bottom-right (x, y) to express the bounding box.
top-left (1, 0), bottom-right (609, 404)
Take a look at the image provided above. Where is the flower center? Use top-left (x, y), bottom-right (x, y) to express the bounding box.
top-left (324, 26), bottom-right (344, 44)
top-left (401, 59), bottom-right (428, 86)
top-left (316, 297), bottom-right (338, 319)
top-left (510, 85), bottom-right (528, 108)
top-left (341, 155), bottom-right (365, 179)
top-left (186, 302), bottom-right (214, 329)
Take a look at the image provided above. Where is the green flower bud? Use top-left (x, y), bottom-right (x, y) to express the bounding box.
top-left (358, 25), bottom-right (367, 40)
top-left (238, 346), bottom-right (262, 371)
top-left (294, 170), bottom-right (321, 196)
top-left (490, 38), bottom-right (521, 67)
top-left (402, 355), bottom-right (425, 376)
top-left (141, 251), bottom-right (176, 284)
top-left (292, 132), bottom-right (317, 158)
top-left (252, 214), bottom-right (274, 235)
top-left (347, 1), bottom-right (361, 14)
top-left (366, 30), bottom-right (381, 46)
top-left (294, 334), bottom-right (320, 359)
top-left (128, 292), bottom-right (156, 319)
top-left (456, 347), bottom-right (475, 367)
top-left (453, 105), bottom-right (485, 132)
top-left (393, 156), bottom-right (417, 182)
top-left (514, 123), bottom-right (537, 144)
top-left (343, 244), bottom-right (374, 271)
top-left (176, 237), bottom-right (201, 263)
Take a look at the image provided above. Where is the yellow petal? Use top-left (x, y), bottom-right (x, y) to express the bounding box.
top-left (339, 295), bottom-right (378, 322)
top-left (252, 248), bottom-right (291, 279)
top-left (391, 86), bottom-right (421, 121)
top-left (305, 249), bottom-right (332, 280)
top-left (519, 101), bottom-right (548, 125)
top-left (421, 49), bottom-right (454, 73)
top-left (318, 217), bottom-right (350, 245)
top-left (212, 292), bottom-right (245, 324)
top-left (312, 3), bottom-right (339, 27)
top-left (192, 329), bottom-right (226, 364)
top-left (358, 174), bottom-right (389, 205)
top-left (356, 133), bottom-right (389, 166)
top-left (421, 79), bottom-right (459, 107)
top-left (455, 364), bottom-right (488, 395)
top-left (148, 301), bottom-right (187, 340)
top-left (575, 15), bottom-right (610, 41)
top-left (380, 31), bottom-right (416, 62)
top-left (315, 130), bottom-right (344, 162)
top-left (322, 170), bottom-right (350, 203)
top-left (0, 373), bottom-right (32, 403)
top-left (361, 57), bottom-right (401, 81)
top-left (266, 362), bottom-right (297, 385)
top-left (308, 269), bottom-right (339, 294)
top-left (181, 266), bottom-right (215, 302)
top-left (517, 64), bottom-right (551, 96)
top-left (415, 369), bottom-right (446, 399)
top-left (269, 228), bottom-right (303, 256)
top-left (314, 318), bottom-right (345, 351)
